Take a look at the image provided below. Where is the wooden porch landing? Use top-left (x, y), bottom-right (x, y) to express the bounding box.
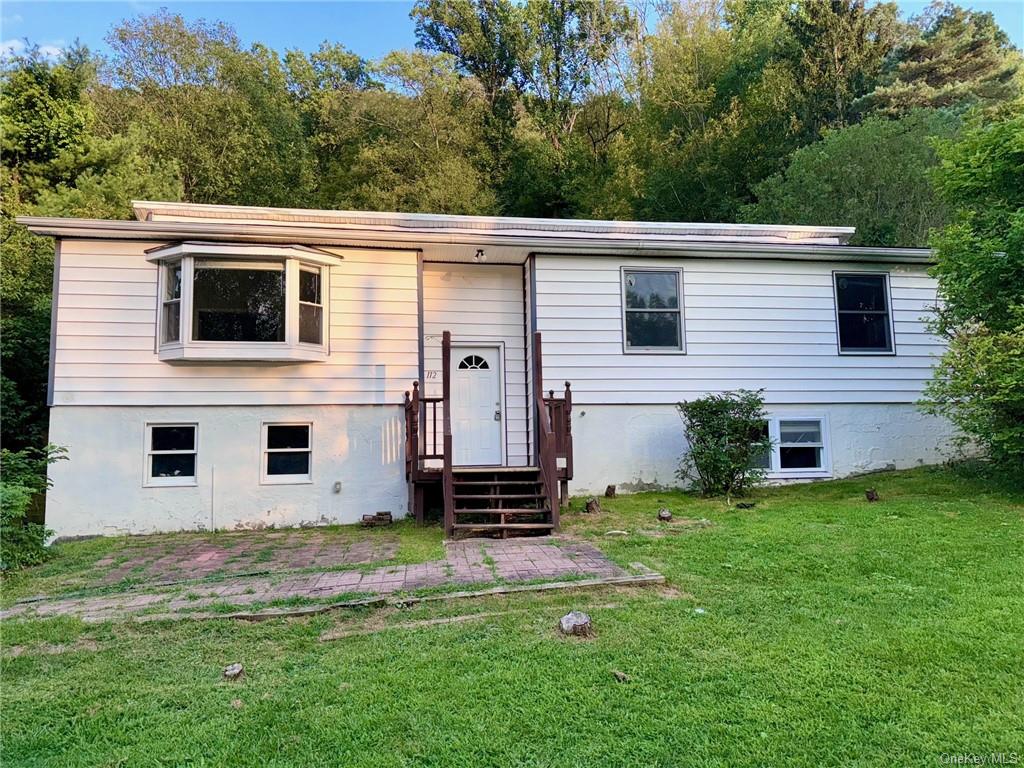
top-left (405, 332), bottom-right (573, 538)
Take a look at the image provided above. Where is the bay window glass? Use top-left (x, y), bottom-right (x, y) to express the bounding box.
top-left (192, 259), bottom-right (286, 342)
top-left (162, 262), bottom-right (181, 343)
top-left (298, 266), bottom-right (323, 345)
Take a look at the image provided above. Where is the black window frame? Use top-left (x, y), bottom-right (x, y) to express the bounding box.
top-left (621, 267), bottom-right (686, 354)
top-left (833, 271), bottom-right (896, 356)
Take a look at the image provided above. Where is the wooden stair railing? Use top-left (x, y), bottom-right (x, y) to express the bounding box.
top-left (404, 380), bottom-right (446, 523)
top-left (543, 381), bottom-right (573, 506)
top-left (532, 332), bottom-right (559, 531)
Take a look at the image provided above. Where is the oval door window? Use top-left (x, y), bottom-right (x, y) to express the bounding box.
top-left (458, 354), bottom-right (490, 370)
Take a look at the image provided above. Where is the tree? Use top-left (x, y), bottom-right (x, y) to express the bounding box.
top-left (635, 0), bottom-right (804, 222)
top-left (922, 105), bottom-right (1024, 476)
top-left (740, 109), bottom-right (958, 246)
top-left (98, 10), bottom-right (312, 206)
top-left (858, 2), bottom-right (1023, 117)
top-left (1, 47), bottom-right (180, 453)
top-left (309, 51), bottom-right (498, 215)
top-left (784, 0), bottom-right (906, 135)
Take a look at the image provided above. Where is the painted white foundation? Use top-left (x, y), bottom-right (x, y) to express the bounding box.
top-left (567, 403), bottom-right (957, 494)
top-left (46, 405), bottom-right (407, 537)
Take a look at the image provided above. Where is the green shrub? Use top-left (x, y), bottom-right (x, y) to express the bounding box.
top-left (676, 390), bottom-right (770, 498)
top-left (1, 444), bottom-right (66, 571)
top-left (923, 310), bottom-right (1024, 481)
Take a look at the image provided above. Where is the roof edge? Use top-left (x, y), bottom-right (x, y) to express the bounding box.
top-left (17, 216), bottom-right (934, 264)
top-left (131, 200), bottom-right (856, 245)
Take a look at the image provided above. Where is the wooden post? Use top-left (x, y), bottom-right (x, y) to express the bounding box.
top-left (533, 332), bottom-right (559, 531)
top-left (562, 380), bottom-right (573, 505)
top-left (442, 331), bottom-right (454, 537)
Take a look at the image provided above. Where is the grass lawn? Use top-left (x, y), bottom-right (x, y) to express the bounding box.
top-left (2, 466), bottom-right (1022, 766)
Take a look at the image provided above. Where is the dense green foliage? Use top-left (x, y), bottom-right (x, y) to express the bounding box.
top-left (2, 468), bottom-right (1022, 764)
top-left (677, 390), bottom-right (770, 496)
top-left (0, 445), bottom-right (65, 570)
top-left (0, 1), bottom-right (1020, 464)
top-left (741, 110), bottom-right (959, 246)
top-left (923, 106), bottom-right (1024, 476)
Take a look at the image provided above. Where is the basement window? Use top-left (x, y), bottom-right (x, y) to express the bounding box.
top-left (262, 423), bottom-right (312, 484)
top-left (147, 242), bottom-right (342, 362)
top-left (145, 424), bottom-right (197, 487)
top-left (750, 416), bottom-right (832, 478)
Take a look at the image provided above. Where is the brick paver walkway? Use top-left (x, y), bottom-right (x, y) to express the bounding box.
top-left (94, 531), bottom-right (397, 586)
top-left (2, 538), bottom-right (626, 622)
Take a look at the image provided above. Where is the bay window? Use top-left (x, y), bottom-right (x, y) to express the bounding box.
top-left (147, 242), bottom-right (341, 362)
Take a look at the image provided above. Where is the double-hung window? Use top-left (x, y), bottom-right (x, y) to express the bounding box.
top-left (298, 266), bottom-right (323, 345)
top-left (834, 272), bottom-right (894, 354)
top-left (750, 416), bottom-right (831, 478)
top-left (622, 268), bottom-right (685, 352)
top-left (148, 242), bottom-right (341, 362)
top-left (146, 424), bottom-right (197, 486)
top-left (161, 262), bottom-right (182, 343)
top-left (262, 423), bottom-right (312, 484)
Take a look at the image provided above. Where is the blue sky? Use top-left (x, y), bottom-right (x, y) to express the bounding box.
top-left (2, 0), bottom-right (1021, 63)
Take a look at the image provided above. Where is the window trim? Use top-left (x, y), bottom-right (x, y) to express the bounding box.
top-left (298, 264), bottom-right (325, 347)
top-left (149, 243), bottom-right (339, 363)
top-left (620, 266), bottom-right (686, 354)
top-left (143, 422), bottom-right (198, 488)
top-left (759, 415), bottom-right (832, 479)
top-left (833, 271), bottom-right (896, 356)
top-left (161, 260), bottom-right (182, 344)
top-left (260, 421), bottom-right (313, 485)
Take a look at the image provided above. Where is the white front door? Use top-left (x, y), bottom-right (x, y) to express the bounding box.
top-left (451, 346), bottom-right (503, 466)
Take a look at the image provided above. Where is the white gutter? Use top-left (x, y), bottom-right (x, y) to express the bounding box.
top-left (16, 216), bottom-right (934, 263)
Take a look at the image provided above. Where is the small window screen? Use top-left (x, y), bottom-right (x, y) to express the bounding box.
top-left (834, 273), bottom-right (893, 353)
top-left (623, 270), bottom-right (684, 351)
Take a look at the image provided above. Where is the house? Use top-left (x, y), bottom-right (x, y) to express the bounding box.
top-left (19, 202), bottom-right (955, 538)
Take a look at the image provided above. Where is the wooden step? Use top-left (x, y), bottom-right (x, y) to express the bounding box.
top-left (452, 523), bottom-right (554, 531)
top-left (453, 466), bottom-right (539, 474)
top-left (454, 512), bottom-right (552, 518)
top-left (452, 479), bottom-right (542, 486)
top-left (453, 493), bottom-right (545, 501)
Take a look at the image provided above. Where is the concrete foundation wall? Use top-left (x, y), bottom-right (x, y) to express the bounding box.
top-left (567, 403), bottom-right (956, 494)
top-left (46, 405), bottom-right (407, 537)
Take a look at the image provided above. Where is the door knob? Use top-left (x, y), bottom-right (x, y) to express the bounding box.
top-left (494, 410), bottom-right (501, 421)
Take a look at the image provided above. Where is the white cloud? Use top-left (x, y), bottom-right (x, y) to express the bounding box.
top-left (0, 38), bottom-right (26, 58)
top-left (0, 38), bottom-right (65, 60)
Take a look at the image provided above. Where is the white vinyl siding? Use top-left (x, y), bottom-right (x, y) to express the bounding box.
top-left (534, 255), bottom-right (944, 405)
top-left (51, 240), bottom-right (419, 405)
top-left (422, 263), bottom-right (528, 466)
